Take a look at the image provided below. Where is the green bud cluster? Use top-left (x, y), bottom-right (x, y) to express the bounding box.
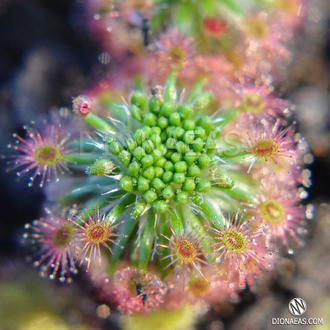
top-left (209, 168), bottom-right (235, 189)
top-left (87, 159), bottom-right (116, 176)
top-left (106, 89), bottom-right (220, 215)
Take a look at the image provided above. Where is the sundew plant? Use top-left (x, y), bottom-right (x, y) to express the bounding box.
top-left (6, 0), bottom-right (313, 328)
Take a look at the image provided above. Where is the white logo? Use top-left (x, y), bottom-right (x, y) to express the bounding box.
top-left (272, 298), bottom-right (322, 325)
top-left (288, 298), bottom-right (307, 316)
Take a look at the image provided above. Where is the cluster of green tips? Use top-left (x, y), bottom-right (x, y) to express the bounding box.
top-left (105, 87), bottom-right (220, 216)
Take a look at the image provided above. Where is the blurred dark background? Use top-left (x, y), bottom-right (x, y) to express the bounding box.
top-left (0, 0), bottom-right (103, 256)
top-left (0, 0), bottom-right (330, 329)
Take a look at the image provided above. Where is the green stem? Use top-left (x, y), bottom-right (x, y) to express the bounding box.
top-left (157, 214), bottom-right (172, 278)
top-left (218, 0), bottom-right (245, 15)
top-left (77, 194), bottom-right (115, 219)
top-left (216, 109), bottom-right (239, 126)
top-left (187, 78), bottom-right (206, 103)
top-left (134, 78), bottom-right (144, 92)
top-left (100, 96), bottom-right (117, 110)
top-left (190, 192), bottom-right (225, 228)
top-left (221, 186), bottom-right (253, 203)
top-left (170, 210), bottom-right (184, 235)
top-left (108, 215), bottom-right (139, 274)
top-left (186, 211), bottom-right (214, 255)
top-left (185, 209), bottom-right (205, 232)
top-left (101, 98), bottom-right (129, 124)
top-left (138, 210), bottom-right (156, 270)
top-left (84, 113), bottom-right (114, 132)
top-left (63, 153), bottom-right (97, 164)
top-left (60, 185), bottom-right (107, 206)
top-left (216, 147), bottom-right (249, 160)
top-left (69, 139), bottom-right (98, 152)
top-left (105, 194), bottom-right (136, 224)
top-left (163, 71), bottom-right (177, 102)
